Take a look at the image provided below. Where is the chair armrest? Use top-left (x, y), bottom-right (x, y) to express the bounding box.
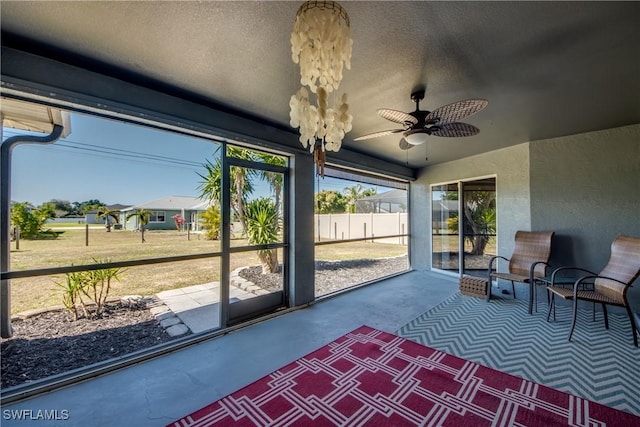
top-left (530, 261), bottom-right (551, 280)
top-left (573, 274), bottom-right (633, 293)
top-left (549, 266), bottom-right (597, 285)
top-left (488, 255), bottom-right (509, 272)
top-left (551, 266), bottom-right (597, 278)
top-left (487, 255), bottom-right (509, 287)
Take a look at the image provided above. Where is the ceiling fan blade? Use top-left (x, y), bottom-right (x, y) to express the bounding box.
top-left (354, 128), bottom-right (404, 141)
top-left (399, 139), bottom-right (416, 150)
top-left (431, 122), bottom-right (480, 137)
top-left (426, 99), bottom-right (488, 124)
top-left (377, 109), bottom-right (418, 125)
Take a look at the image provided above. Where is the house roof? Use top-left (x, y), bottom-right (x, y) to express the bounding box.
top-left (121, 196), bottom-right (210, 212)
top-left (1, 2), bottom-right (639, 168)
top-left (86, 204), bottom-right (131, 214)
top-left (107, 204), bottom-right (130, 211)
top-left (356, 189), bottom-right (407, 205)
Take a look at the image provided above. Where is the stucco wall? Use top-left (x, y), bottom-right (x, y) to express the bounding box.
top-left (529, 123), bottom-right (640, 271)
top-left (411, 143), bottom-right (531, 271)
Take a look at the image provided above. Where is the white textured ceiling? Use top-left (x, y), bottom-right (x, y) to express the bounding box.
top-left (1, 1), bottom-right (639, 168)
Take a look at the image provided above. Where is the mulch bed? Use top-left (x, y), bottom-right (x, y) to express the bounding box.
top-left (0, 302), bottom-right (174, 389)
top-left (239, 255), bottom-right (409, 295)
top-left (1, 255), bottom-right (409, 390)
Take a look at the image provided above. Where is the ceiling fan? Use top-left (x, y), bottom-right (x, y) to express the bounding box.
top-left (354, 89), bottom-right (488, 150)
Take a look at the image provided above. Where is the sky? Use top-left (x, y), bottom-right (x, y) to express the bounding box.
top-left (5, 111), bottom-right (379, 207)
top-left (7, 113), bottom-right (218, 206)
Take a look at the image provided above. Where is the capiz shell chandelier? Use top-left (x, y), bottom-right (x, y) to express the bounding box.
top-left (289, 0), bottom-right (353, 176)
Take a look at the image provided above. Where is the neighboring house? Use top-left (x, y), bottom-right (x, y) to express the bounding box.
top-left (355, 189), bottom-right (408, 213)
top-left (120, 196), bottom-right (210, 231)
top-left (85, 204), bottom-right (130, 225)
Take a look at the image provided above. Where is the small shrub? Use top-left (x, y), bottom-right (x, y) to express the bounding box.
top-left (56, 259), bottom-right (124, 320)
top-left (200, 205), bottom-right (221, 240)
top-left (56, 270), bottom-right (89, 321)
top-left (81, 261), bottom-right (123, 317)
top-left (245, 198), bottom-right (280, 274)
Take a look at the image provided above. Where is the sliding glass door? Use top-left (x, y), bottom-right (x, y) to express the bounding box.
top-left (431, 177), bottom-right (496, 276)
top-left (461, 178), bottom-right (496, 277)
top-left (431, 183), bottom-right (460, 273)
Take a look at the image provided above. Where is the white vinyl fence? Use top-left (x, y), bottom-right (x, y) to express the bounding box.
top-left (315, 213), bottom-right (408, 245)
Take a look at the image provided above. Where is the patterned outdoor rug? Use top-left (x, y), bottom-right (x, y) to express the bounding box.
top-left (396, 292), bottom-right (640, 416)
top-left (168, 326), bottom-right (638, 426)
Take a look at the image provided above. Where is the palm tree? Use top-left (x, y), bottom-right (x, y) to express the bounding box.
top-left (255, 153), bottom-right (286, 269)
top-left (197, 147), bottom-right (255, 236)
top-left (95, 206), bottom-right (120, 232)
top-left (343, 184), bottom-right (376, 213)
top-left (125, 208), bottom-right (152, 243)
top-left (447, 191), bottom-right (496, 255)
top-left (256, 153), bottom-right (286, 216)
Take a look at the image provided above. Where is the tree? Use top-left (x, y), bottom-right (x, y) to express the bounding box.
top-left (200, 205), bottom-right (221, 240)
top-left (447, 191), bottom-right (496, 255)
top-left (254, 153), bottom-right (286, 270)
top-left (126, 208), bottom-right (153, 243)
top-left (197, 147), bottom-right (285, 273)
top-left (197, 148), bottom-right (255, 236)
top-left (315, 190), bottom-right (347, 213)
top-left (255, 153), bottom-right (286, 217)
top-left (42, 199), bottom-right (74, 218)
top-left (73, 199), bottom-right (104, 216)
top-left (245, 198), bottom-right (280, 273)
top-left (36, 203), bottom-right (56, 222)
top-left (343, 184), bottom-right (377, 213)
top-left (10, 202), bottom-right (55, 239)
top-left (96, 206), bottom-right (120, 232)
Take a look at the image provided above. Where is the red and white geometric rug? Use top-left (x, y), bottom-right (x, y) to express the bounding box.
top-left (169, 326), bottom-right (639, 426)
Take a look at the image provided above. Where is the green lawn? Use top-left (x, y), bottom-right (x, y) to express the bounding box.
top-left (9, 229), bottom-right (407, 314)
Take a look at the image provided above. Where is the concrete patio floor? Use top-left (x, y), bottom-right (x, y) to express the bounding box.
top-left (1, 271), bottom-right (458, 427)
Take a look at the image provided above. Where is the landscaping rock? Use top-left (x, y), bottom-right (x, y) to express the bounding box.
top-left (160, 316), bottom-right (181, 328)
top-left (166, 323), bottom-right (190, 337)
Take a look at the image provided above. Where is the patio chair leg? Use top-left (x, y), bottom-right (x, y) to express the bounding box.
top-left (511, 281), bottom-right (516, 299)
top-left (602, 304), bottom-right (609, 330)
top-left (546, 292), bottom-right (554, 322)
top-left (593, 301), bottom-right (596, 322)
top-left (485, 276), bottom-right (492, 302)
top-left (624, 304), bottom-right (638, 347)
top-left (568, 296), bottom-right (579, 342)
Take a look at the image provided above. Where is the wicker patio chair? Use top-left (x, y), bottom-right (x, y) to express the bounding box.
top-left (546, 235), bottom-right (640, 347)
top-left (488, 231), bottom-right (554, 314)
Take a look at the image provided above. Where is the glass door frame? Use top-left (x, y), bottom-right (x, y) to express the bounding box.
top-left (430, 175), bottom-right (497, 277)
top-left (221, 146), bottom-right (290, 326)
top-left (430, 182), bottom-right (461, 277)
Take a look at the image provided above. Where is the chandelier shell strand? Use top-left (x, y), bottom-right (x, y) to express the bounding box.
top-left (290, 1), bottom-right (353, 174)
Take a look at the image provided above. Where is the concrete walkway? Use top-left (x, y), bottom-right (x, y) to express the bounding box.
top-left (156, 283), bottom-right (253, 334)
